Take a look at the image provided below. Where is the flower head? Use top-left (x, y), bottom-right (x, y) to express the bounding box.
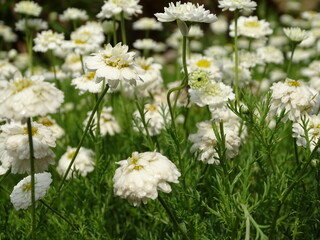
top-left (218, 0), bottom-right (257, 12)
top-left (155, 1), bottom-right (217, 23)
top-left (14, 1), bottom-right (42, 17)
top-left (10, 172), bottom-right (52, 210)
top-left (85, 43), bottom-right (139, 89)
top-left (33, 30), bottom-right (65, 52)
top-left (133, 17), bottom-right (163, 31)
top-left (113, 151), bottom-right (180, 206)
top-left (283, 27), bottom-right (309, 43)
top-left (60, 8), bottom-right (88, 21)
top-left (97, 0), bottom-right (142, 19)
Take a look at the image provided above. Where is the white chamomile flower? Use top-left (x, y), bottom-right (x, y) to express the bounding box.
top-left (0, 121), bottom-right (56, 174)
top-left (270, 78), bottom-right (319, 121)
top-left (218, 0), bottom-right (257, 12)
top-left (188, 54), bottom-right (222, 80)
top-left (113, 151), bottom-right (180, 206)
top-left (33, 30), bottom-right (65, 52)
top-left (230, 16), bottom-right (273, 39)
top-left (301, 60), bottom-right (320, 78)
top-left (56, 146), bottom-right (94, 179)
top-left (15, 18), bottom-right (48, 32)
top-left (0, 60), bottom-right (19, 80)
top-left (85, 43), bottom-right (139, 89)
top-left (97, 0), bottom-right (142, 19)
top-left (133, 38), bottom-right (166, 52)
top-left (71, 71), bottom-right (103, 94)
top-left (283, 27), bottom-right (309, 43)
top-left (14, 1), bottom-right (42, 17)
top-left (84, 107), bottom-right (121, 136)
top-left (155, 1), bottom-right (217, 23)
top-left (61, 53), bottom-right (82, 77)
top-left (210, 15), bottom-right (228, 34)
top-left (37, 116), bottom-right (65, 139)
top-left (256, 46), bottom-right (284, 64)
top-left (0, 22), bottom-right (17, 42)
top-left (133, 17), bottom-right (163, 31)
top-left (0, 74), bottom-right (64, 121)
top-left (10, 172), bottom-right (52, 210)
top-left (59, 8), bottom-right (88, 21)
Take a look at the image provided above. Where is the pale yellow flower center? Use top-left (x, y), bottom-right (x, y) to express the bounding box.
top-left (140, 64), bottom-right (150, 71)
top-left (13, 78), bottom-right (33, 93)
top-left (38, 117), bottom-right (54, 127)
top-left (130, 156), bottom-right (144, 171)
top-left (146, 104), bottom-right (157, 112)
top-left (67, 151), bottom-right (76, 159)
top-left (107, 57), bottom-right (129, 69)
top-left (86, 71), bottom-right (96, 80)
top-left (75, 39), bottom-right (86, 44)
top-left (287, 80), bottom-right (301, 87)
top-left (244, 21), bottom-right (260, 28)
top-left (23, 126), bottom-right (38, 135)
top-left (196, 59), bottom-right (211, 68)
top-left (22, 182), bottom-right (32, 192)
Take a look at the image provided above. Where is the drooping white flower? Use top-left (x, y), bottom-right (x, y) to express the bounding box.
top-left (15, 18), bottom-right (48, 32)
top-left (133, 103), bottom-right (169, 136)
top-left (155, 1), bottom-right (217, 23)
top-left (14, 1), bottom-right (42, 17)
top-left (218, 0), bottom-right (257, 12)
top-left (56, 146), bottom-right (94, 179)
top-left (59, 8), bottom-right (88, 21)
top-left (113, 151), bottom-right (180, 206)
top-left (0, 74), bottom-right (64, 121)
top-left (133, 17), bottom-right (163, 31)
top-left (270, 78), bottom-right (319, 121)
top-left (230, 16), bottom-right (273, 39)
top-left (10, 172), bottom-right (52, 210)
top-left (97, 0), bottom-right (142, 19)
top-left (292, 115), bottom-right (320, 151)
top-left (33, 30), bottom-right (65, 52)
top-left (189, 120), bottom-right (242, 164)
top-left (71, 71), bottom-right (103, 94)
top-left (84, 107), bottom-right (121, 136)
top-left (0, 121), bottom-right (56, 174)
top-left (37, 116), bottom-right (65, 139)
top-left (85, 43), bottom-right (139, 89)
top-left (283, 27), bottom-right (309, 43)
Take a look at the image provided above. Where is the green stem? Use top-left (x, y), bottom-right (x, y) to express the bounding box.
top-left (57, 85), bottom-right (109, 193)
top-left (286, 43), bottom-right (297, 77)
top-left (80, 54), bottom-right (85, 74)
top-left (25, 25), bottom-right (33, 74)
top-left (120, 11), bottom-right (127, 45)
top-left (234, 10), bottom-right (240, 103)
top-left (94, 93), bottom-right (102, 162)
top-left (158, 195), bottom-right (190, 240)
top-left (27, 118), bottom-right (36, 240)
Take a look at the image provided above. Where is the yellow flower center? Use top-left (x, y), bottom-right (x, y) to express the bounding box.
top-left (75, 39), bottom-right (86, 44)
top-left (130, 156), bottom-right (144, 171)
top-left (196, 59), bottom-right (211, 68)
top-left (107, 57), bottom-right (129, 69)
top-left (23, 126), bottom-right (38, 135)
top-left (86, 71), bottom-right (96, 80)
top-left (141, 64), bottom-right (150, 71)
top-left (146, 105), bottom-right (157, 112)
top-left (287, 80), bottom-right (301, 87)
top-left (244, 21), bottom-right (260, 28)
top-left (13, 78), bottom-right (33, 93)
top-left (38, 117), bottom-right (53, 127)
top-left (67, 151), bottom-right (76, 159)
top-left (22, 182), bottom-right (32, 192)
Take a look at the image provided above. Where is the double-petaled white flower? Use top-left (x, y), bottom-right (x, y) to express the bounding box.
top-left (283, 27), bottom-right (309, 43)
top-left (97, 0), bottom-right (142, 19)
top-left (133, 17), bottom-right (163, 31)
top-left (33, 30), bottom-right (65, 52)
top-left (14, 1), bottom-right (42, 17)
top-left (218, 0), bottom-right (257, 12)
top-left (113, 151), bottom-right (180, 206)
top-left (59, 8), bottom-right (88, 21)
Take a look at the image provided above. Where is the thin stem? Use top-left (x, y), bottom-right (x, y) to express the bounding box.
top-left (57, 85), bottom-right (109, 193)
top-left (112, 17), bottom-right (118, 45)
top-left (27, 118), bottom-right (36, 240)
top-left (80, 54), bottom-right (85, 74)
top-left (94, 93), bottom-right (102, 162)
top-left (234, 10), bottom-right (240, 103)
top-left (158, 195), bottom-right (190, 240)
top-left (286, 42), bottom-right (297, 77)
top-left (25, 24), bottom-right (34, 74)
top-left (120, 11), bottom-right (127, 45)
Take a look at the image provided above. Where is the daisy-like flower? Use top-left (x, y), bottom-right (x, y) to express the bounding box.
top-left (222, 59), bottom-right (252, 87)
top-left (0, 22), bottom-right (17, 42)
top-left (10, 172), bottom-right (52, 210)
top-left (133, 17), bottom-right (163, 31)
top-left (113, 151), bottom-right (180, 206)
top-left (59, 8), bottom-right (88, 21)
top-left (292, 115), bottom-right (320, 151)
top-left (15, 18), bottom-right (48, 32)
top-left (301, 60), bottom-right (320, 78)
top-left (0, 74), bottom-right (64, 121)
top-left (133, 103), bottom-right (170, 136)
top-left (188, 54), bottom-right (222, 80)
top-left (189, 120), bottom-right (242, 164)
top-left (37, 116), bottom-right (65, 139)
top-left (97, 0), bottom-right (142, 19)
top-left (230, 16), bottom-right (273, 39)
top-left (56, 146), bottom-right (94, 179)
top-left (71, 71), bottom-right (103, 94)
top-left (85, 43), bottom-right (139, 89)
top-left (210, 15), bottom-right (228, 34)
top-left (257, 46), bottom-right (284, 64)
top-left (218, 0), bottom-right (257, 12)
top-left (133, 39), bottom-right (166, 52)
top-left (14, 1), bottom-right (42, 17)
top-left (270, 78), bottom-right (319, 121)
top-left (61, 53), bottom-right (82, 77)
top-left (33, 30), bottom-right (65, 52)
top-left (84, 107), bottom-right (121, 136)
top-left (188, 70), bottom-right (234, 108)
top-left (283, 27), bottom-right (309, 43)
top-left (155, 1), bottom-right (217, 23)
top-left (0, 60), bottom-right (19, 80)
top-left (0, 121), bottom-right (56, 174)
